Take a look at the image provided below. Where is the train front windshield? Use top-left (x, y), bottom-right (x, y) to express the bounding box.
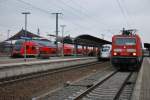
top-left (115, 38), bottom-right (136, 45)
top-left (14, 45), bottom-right (22, 51)
top-left (101, 47), bottom-right (110, 52)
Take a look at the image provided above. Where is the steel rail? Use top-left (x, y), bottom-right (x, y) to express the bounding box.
top-left (73, 70), bottom-right (118, 100)
top-left (73, 71), bottom-right (133, 100)
top-left (114, 72), bottom-right (133, 100)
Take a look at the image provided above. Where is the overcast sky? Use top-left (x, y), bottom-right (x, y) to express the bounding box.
top-left (0, 0), bottom-right (150, 43)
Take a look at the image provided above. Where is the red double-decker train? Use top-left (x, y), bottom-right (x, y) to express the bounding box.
top-left (11, 39), bottom-right (57, 57)
top-left (11, 39), bottom-right (97, 58)
top-left (111, 29), bottom-right (143, 70)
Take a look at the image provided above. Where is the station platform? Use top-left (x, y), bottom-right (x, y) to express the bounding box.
top-left (0, 57), bottom-right (97, 80)
top-left (0, 56), bottom-right (85, 64)
top-left (132, 57), bottom-right (150, 100)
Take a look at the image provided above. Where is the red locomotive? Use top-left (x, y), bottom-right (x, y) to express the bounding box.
top-left (111, 29), bottom-right (143, 69)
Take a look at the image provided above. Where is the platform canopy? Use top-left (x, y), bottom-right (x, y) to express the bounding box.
top-left (144, 43), bottom-right (150, 49)
top-left (74, 34), bottom-right (111, 47)
top-left (5, 29), bottom-right (43, 41)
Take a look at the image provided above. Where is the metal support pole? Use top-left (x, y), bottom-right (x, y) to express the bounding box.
top-left (52, 13), bottom-right (62, 56)
top-left (74, 44), bottom-right (77, 57)
top-left (22, 12), bottom-right (30, 62)
top-left (86, 46), bottom-right (88, 56)
top-left (7, 30), bottom-right (10, 39)
top-left (82, 45), bottom-right (84, 56)
top-left (7, 30), bottom-right (11, 55)
top-left (60, 25), bottom-right (66, 57)
top-left (76, 45), bottom-right (78, 56)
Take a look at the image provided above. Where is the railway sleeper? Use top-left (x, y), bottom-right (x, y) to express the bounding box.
top-left (64, 82), bottom-right (93, 88)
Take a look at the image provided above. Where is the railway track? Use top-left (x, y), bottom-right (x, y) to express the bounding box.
top-left (36, 65), bottom-right (115, 100)
top-left (0, 61), bottom-right (111, 100)
top-left (71, 71), bottom-right (136, 100)
top-left (0, 61), bottom-right (102, 85)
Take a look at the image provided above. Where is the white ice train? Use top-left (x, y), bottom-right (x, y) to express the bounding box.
top-left (98, 44), bottom-right (112, 60)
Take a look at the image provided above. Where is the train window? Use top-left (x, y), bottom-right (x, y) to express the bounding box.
top-left (115, 38), bottom-right (136, 45)
top-left (14, 45), bottom-right (21, 51)
top-left (101, 45), bottom-right (111, 52)
top-left (32, 46), bottom-right (36, 50)
top-left (26, 45), bottom-right (29, 49)
top-left (15, 40), bottom-right (24, 45)
top-left (101, 48), bottom-right (109, 52)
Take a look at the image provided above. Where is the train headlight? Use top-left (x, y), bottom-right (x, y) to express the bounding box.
top-left (132, 52), bottom-right (136, 56)
top-left (113, 52), bottom-right (117, 56)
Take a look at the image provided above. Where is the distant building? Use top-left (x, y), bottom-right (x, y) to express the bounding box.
top-left (0, 41), bottom-right (12, 56)
top-left (0, 29), bottom-right (50, 56)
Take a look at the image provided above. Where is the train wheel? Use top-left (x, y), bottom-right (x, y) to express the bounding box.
top-left (98, 57), bottom-right (101, 61)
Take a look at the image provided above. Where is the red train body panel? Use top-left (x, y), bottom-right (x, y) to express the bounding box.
top-left (111, 29), bottom-right (143, 69)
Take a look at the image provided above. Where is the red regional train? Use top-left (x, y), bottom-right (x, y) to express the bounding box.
top-left (111, 29), bottom-right (143, 70)
top-left (11, 39), bottom-right (56, 57)
top-left (11, 39), bottom-right (97, 57)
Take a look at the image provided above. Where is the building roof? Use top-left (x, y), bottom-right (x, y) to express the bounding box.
top-left (74, 34), bottom-right (111, 47)
top-left (0, 41), bottom-right (12, 47)
top-left (6, 29), bottom-right (42, 41)
top-left (144, 43), bottom-right (150, 49)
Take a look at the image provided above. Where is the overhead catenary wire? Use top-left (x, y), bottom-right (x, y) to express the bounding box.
top-left (16, 0), bottom-right (54, 16)
top-left (68, 0), bottom-right (110, 27)
top-left (34, 0), bottom-right (103, 34)
top-left (12, 0), bottom-right (114, 35)
top-left (64, 0), bottom-right (116, 37)
top-left (1, 0), bottom-right (133, 40)
top-left (16, 0), bottom-right (99, 34)
top-left (0, 0), bottom-right (117, 37)
top-left (50, 0), bottom-right (101, 33)
top-left (58, 0), bottom-right (118, 39)
top-left (120, 0), bottom-right (136, 28)
top-left (58, 0), bottom-right (109, 28)
top-left (116, 0), bottom-right (131, 28)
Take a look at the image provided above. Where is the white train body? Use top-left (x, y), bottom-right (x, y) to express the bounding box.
top-left (100, 44), bottom-right (112, 59)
